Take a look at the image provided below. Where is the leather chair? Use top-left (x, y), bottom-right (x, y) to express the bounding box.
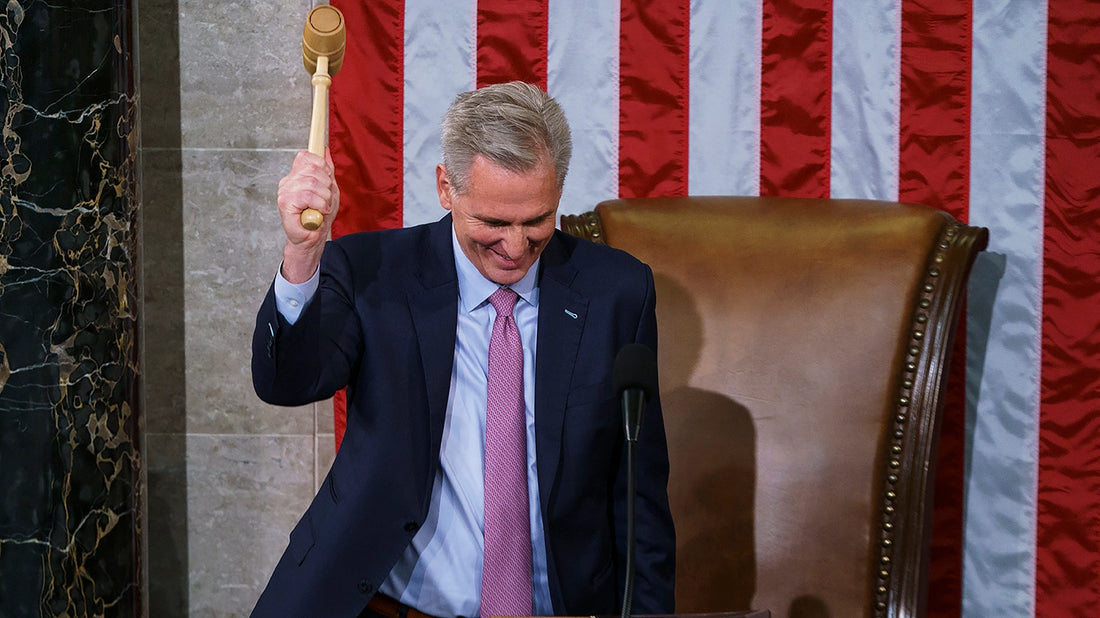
top-left (562, 196), bottom-right (988, 618)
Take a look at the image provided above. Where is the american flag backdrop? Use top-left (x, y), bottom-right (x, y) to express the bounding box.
top-left (324, 1), bottom-right (1100, 616)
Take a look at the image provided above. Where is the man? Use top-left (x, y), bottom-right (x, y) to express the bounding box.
top-left (251, 82), bottom-right (675, 617)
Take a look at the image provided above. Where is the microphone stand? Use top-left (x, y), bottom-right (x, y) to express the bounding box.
top-left (614, 343), bottom-right (656, 618)
top-left (621, 388), bottom-right (645, 618)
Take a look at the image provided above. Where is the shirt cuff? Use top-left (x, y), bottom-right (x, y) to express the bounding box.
top-left (273, 264), bottom-right (319, 325)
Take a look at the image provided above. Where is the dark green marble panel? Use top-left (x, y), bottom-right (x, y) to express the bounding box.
top-left (0, 0), bottom-right (141, 615)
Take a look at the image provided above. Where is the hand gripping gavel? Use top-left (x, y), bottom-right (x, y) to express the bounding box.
top-left (299, 5), bottom-right (346, 231)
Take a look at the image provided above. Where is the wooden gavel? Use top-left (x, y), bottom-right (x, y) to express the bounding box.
top-left (299, 5), bottom-right (346, 231)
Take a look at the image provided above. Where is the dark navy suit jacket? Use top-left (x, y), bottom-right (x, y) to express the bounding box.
top-left (250, 215), bottom-right (675, 616)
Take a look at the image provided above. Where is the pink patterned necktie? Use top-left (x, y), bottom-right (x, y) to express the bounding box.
top-left (481, 287), bottom-right (533, 617)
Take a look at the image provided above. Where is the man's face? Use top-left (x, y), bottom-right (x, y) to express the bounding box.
top-left (437, 155), bottom-right (561, 286)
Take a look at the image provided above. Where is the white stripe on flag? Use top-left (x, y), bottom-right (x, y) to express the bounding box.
top-left (688, 0), bottom-right (762, 197)
top-left (403, 0), bottom-right (476, 227)
top-left (830, 0), bottom-right (900, 200)
top-left (964, 0), bottom-right (1047, 615)
top-left (549, 0), bottom-right (621, 216)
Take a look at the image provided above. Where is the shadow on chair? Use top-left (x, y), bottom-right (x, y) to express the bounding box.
top-left (563, 196), bottom-right (989, 618)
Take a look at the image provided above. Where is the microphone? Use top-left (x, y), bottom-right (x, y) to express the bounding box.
top-left (613, 343), bottom-right (658, 618)
top-left (614, 343), bottom-right (659, 443)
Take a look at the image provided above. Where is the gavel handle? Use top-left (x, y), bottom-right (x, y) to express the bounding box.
top-left (300, 55), bottom-right (331, 231)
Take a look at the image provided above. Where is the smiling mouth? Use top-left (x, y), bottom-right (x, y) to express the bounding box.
top-left (489, 247), bottom-right (516, 265)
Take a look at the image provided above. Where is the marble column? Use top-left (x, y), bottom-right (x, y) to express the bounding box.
top-left (0, 1), bottom-right (143, 616)
top-left (139, 0), bottom-right (327, 615)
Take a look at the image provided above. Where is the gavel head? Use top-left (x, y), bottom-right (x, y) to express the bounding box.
top-left (302, 5), bottom-right (345, 75)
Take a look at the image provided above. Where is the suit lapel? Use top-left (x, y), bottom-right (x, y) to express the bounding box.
top-left (534, 234), bottom-right (588, 512)
top-left (407, 216), bottom-right (459, 463)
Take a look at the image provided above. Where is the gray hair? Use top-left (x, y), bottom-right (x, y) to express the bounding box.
top-left (440, 81), bottom-right (572, 194)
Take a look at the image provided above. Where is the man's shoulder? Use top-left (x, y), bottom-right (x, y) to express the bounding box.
top-left (321, 216), bottom-right (452, 281)
top-left (546, 229), bottom-right (653, 303)
top-left (551, 228), bottom-right (649, 274)
top-left (331, 217), bottom-right (443, 250)
top-left (325, 217), bottom-right (449, 264)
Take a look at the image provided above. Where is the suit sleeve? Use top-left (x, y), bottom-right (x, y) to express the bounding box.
top-left (251, 241), bottom-right (363, 406)
top-left (613, 263), bottom-right (677, 613)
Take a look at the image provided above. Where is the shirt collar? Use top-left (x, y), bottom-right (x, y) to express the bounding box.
top-left (452, 226), bottom-right (540, 313)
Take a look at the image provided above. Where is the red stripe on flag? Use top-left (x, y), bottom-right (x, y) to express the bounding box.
top-left (476, 0), bottom-right (548, 89)
top-left (759, 0), bottom-right (832, 198)
top-left (330, 0), bottom-right (404, 238)
top-left (618, 0), bottom-right (690, 198)
top-left (1038, 2), bottom-right (1100, 615)
top-left (898, 3), bottom-right (972, 216)
top-left (898, 2), bottom-right (972, 615)
top-left (330, 0), bottom-right (405, 451)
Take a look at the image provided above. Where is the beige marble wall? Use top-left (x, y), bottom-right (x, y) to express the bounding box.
top-left (141, 0), bottom-right (337, 614)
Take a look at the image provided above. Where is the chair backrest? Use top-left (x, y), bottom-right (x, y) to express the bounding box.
top-left (562, 196), bottom-right (988, 618)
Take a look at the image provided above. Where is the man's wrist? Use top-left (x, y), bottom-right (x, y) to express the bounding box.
top-left (281, 242), bottom-right (324, 284)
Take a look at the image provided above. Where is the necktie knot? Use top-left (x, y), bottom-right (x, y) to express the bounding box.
top-left (489, 287), bottom-right (519, 318)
